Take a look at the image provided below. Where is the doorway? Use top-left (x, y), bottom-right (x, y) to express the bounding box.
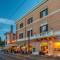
top-left (40, 42), bottom-right (48, 55)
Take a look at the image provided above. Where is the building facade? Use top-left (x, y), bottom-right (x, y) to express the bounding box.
top-left (5, 25), bottom-right (16, 45)
top-left (5, 32), bottom-right (16, 45)
top-left (4, 25), bottom-right (16, 53)
top-left (16, 0), bottom-right (60, 56)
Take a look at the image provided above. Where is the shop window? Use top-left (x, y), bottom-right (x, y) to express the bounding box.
top-left (54, 49), bottom-right (60, 51)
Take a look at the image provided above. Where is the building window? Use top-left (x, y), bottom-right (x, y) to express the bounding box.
top-left (6, 36), bottom-right (7, 40)
top-left (27, 17), bottom-right (33, 24)
top-left (40, 8), bottom-right (48, 18)
top-left (40, 24), bottom-right (48, 33)
top-left (32, 48), bottom-right (36, 52)
top-left (13, 34), bottom-right (16, 40)
top-left (27, 30), bottom-right (33, 37)
top-left (19, 33), bottom-right (23, 39)
top-left (20, 23), bottom-right (23, 28)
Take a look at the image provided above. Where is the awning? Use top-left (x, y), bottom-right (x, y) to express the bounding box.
top-left (40, 42), bottom-right (48, 46)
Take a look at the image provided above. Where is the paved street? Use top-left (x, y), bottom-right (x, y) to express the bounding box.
top-left (0, 53), bottom-right (32, 60)
top-left (0, 52), bottom-right (60, 60)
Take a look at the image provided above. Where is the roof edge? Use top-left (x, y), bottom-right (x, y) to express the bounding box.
top-left (16, 0), bottom-right (48, 23)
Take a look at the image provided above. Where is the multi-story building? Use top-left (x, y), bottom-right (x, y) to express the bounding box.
top-left (5, 25), bottom-right (16, 45)
top-left (5, 32), bottom-right (16, 45)
top-left (16, 0), bottom-right (60, 56)
top-left (4, 25), bottom-right (16, 52)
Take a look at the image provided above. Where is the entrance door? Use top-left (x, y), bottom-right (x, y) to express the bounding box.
top-left (41, 46), bottom-right (48, 54)
top-left (40, 42), bottom-right (48, 55)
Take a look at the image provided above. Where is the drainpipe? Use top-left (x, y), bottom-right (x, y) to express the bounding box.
top-left (25, 18), bottom-right (27, 53)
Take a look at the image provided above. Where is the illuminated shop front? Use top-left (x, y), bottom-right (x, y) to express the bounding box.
top-left (53, 41), bottom-right (60, 56)
top-left (16, 35), bottom-right (60, 56)
top-left (32, 36), bottom-right (60, 56)
top-left (15, 42), bottom-right (32, 54)
top-left (32, 37), bottom-right (53, 55)
top-left (40, 42), bottom-right (48, 54)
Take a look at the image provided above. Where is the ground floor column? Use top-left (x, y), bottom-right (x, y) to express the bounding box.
top-left (48, 41), bottom-right (53, 56)
top-left (32, 41), bottom-right (40, 55)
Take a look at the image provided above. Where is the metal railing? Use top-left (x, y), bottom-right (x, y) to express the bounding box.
top-left (16, 30), bottom-right (60, 42)
top-left (17, 30), bottom-right (54, 42)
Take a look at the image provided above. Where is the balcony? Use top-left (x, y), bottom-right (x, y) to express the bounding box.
top-left (16, 30), bottom-right (60, 43)
top-left (30, 31), bottom-right (54, 40)
top-left (54, 31), bottom-right (60, 36)
top-left (17, 31), bottom-right (54, 42)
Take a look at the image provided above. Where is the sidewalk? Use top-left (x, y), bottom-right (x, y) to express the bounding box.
top-left (15, 54), bottom-right (60, 60)
top-left (15, 54), bottom-right (42, 60)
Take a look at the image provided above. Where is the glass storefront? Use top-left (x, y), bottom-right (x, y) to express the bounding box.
top-left (53, 42), bottom-right (60, 51)
top-left (40, 42), bottom-right (48, 54)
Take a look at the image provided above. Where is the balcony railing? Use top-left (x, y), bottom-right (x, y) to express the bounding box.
top-left (17, 30), bottom-right (60, 42)
top-left (17, 31), bottom-right (54, 42)
top-left (54, 31), bottom-right (60, 36)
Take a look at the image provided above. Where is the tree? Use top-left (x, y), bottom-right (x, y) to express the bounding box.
top-left (0, 37), bottom-right (5, 47)
top-left (0, 37), bottom-right (1, 41)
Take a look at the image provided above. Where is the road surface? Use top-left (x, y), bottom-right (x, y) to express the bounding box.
top-left (0, 53), bottom-right (60, 60)
top-left (0, 53), bottom-right (32, 60)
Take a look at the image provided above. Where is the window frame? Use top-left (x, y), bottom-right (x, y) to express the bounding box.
top-left (20, 23), bottom-right (23, 28)
top-left (40, 8), bottom-right (48, 18)
top-left (19, 33), bottom-right (23, 39)
top-left (40, 24), bottom-right (48, 33)
top-left (27, 29), bottom-right (33, 37)
top-left (27, 17), bottom-right (33, 24)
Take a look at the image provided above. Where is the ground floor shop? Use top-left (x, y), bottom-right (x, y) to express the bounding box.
top-left (4, 44), bottom-right (17, 53)
top-left (4, 36), bottom-right (60, 56)
top-left (16, 36), bottom-right (60, 56)
top-left (32, 36), bottom-right (60, 56)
